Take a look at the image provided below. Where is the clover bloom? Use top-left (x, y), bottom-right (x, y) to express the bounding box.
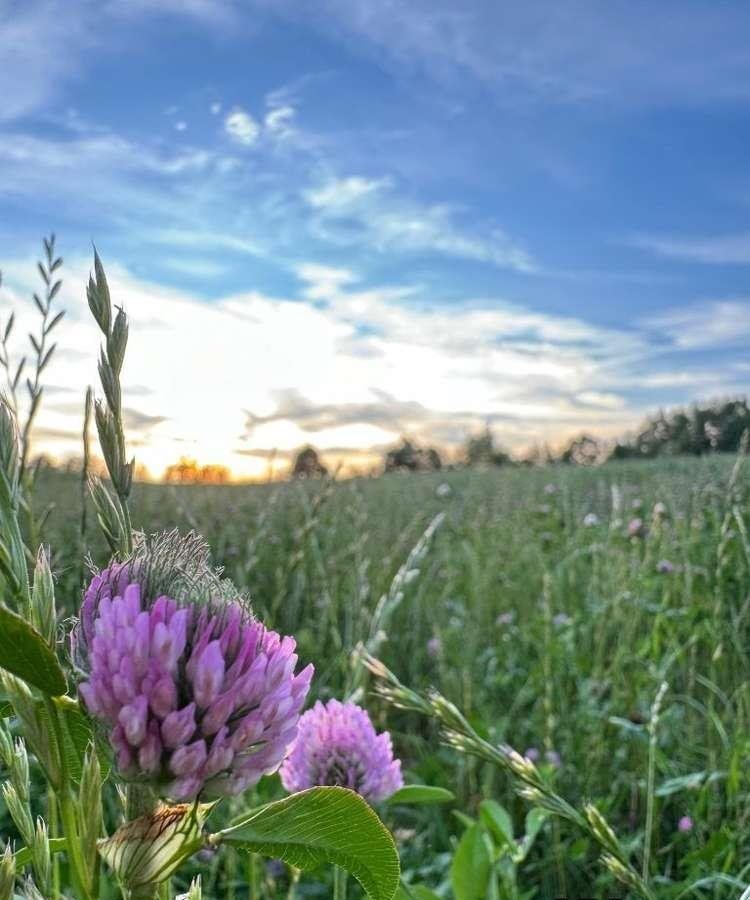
top-left (74, 533), bottom-right (313, 801)
top-left (627, 517), bottom-right (645, 539)
top-left (678, 815), bottom-right (693, 833)
top-left (279, 699), bottom-right (402, 804)
top-left (426, 636), bottom-right (442, 659)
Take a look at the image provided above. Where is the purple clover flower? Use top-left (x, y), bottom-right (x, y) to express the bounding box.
top-left (279, 699), bottom-right (403, 804)
top-left (75, 542), bottom-right (313, 801)
top-left (627, 517), bottom-right (645, 539)
top-left (426, 637), bottom-right (442, 659)
top-left (677, 815), bottom-right (693, 833)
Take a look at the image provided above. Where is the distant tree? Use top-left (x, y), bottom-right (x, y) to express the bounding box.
top-left (384, 438), bottom-right (442, 472)
top-left (164, 457), bottom-right (230, 484)
top-left (559, 434), bottom-right (603, 466)
top-left (465, 427), bottom-right (511, 467)
top-left (616, 398), bottom-right (750, 460)
top-left (292, 445), bottom-right (328, 478)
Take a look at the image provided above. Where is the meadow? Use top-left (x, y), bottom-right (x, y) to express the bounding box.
top-left (28, 452), bottom-right (750, 898)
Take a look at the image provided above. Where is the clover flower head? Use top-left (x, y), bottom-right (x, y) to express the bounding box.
top-left (426, 637), bottom-right (442, 659)
top-left (279, 699), bottom-right (402, 804)
top-left (627, 517), bottom-right (645, 539)
top-left (75, 532), bottom-right (313, 801)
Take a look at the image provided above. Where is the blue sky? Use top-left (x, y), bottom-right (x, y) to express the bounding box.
top-left (2, 0), bottom-right (750, 476)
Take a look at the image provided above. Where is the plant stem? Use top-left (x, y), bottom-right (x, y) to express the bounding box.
top-left (333, 866), bottom-right (348, 900)
top-left (48, 786), bottom-right (60, 899)
top-left (643, 681), bottom-right (668, 880)
top-left (59, 789), bottom-right (93, 900)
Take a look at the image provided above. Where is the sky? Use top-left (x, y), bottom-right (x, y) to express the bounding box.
top-left (2, 0), bottom-right (750, 479)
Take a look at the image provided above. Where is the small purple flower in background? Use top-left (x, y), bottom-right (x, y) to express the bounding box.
top-left (496, 611), bottom-right (515, 627)
top-left (75, 533), bottom-right (313, 801)
top-left (279, 699), bottom-right (403, 804)
top-left (656, 559), bottom-right (675, 574)
top-left (524, 747), bottom-right (540, 762)
top-left (583, 512), bottom-right (600, 527)
top-left (265, 859), bottom-right (286, 879)
top-left (426, 636), bottom-right (442, 659)
top-left (544, 749), bottom-right (562, 768)
top-left (553, 613), bottom-right (572, 628)
top-left (677, 815), bottom-right (693, 833)
top-left (627, 517), bottom-right (645, 539)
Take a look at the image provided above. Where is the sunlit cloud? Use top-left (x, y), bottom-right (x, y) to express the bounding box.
top-left (224, 108), bottom-right (260, 146)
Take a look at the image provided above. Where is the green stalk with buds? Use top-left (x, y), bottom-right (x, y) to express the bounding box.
top-left (360, 649), bottom-right (658, 900)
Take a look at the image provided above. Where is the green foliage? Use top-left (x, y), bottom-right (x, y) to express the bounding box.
top-left (219, 786), bottom-right (401, 900)
top-left (0, 604), bottom-right (66, 695)
top-left (387, 785), bottom-right (455, 806)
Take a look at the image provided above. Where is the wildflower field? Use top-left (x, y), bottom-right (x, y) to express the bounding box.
top-left (0, 253), bottom-right (748, 900)
top-left (19, 449), bottom-right (750, 898)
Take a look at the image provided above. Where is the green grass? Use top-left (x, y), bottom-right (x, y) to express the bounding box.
top-left (29, 455), bottom-right (750, 896)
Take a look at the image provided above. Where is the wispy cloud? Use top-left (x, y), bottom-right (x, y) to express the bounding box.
top-left (632, 232), bottom-right (750, 264)
top-left (304, 175), bottom-right (536, 272)
top-left (644, 300), bottom-right (750, 350)
top-left (224, 108), bottom-right (260, 146)
top-left (254, 0), bottom-right (750, 108)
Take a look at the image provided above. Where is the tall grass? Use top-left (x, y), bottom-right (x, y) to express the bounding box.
top-left (27, 452), bottom-right (750, 896)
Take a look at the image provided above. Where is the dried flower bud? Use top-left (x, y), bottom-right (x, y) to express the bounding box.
top-left (98, 802), bottom-right (213, 890)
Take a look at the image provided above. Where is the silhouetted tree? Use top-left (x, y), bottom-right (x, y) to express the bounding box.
top-left (560, 434), bottom-right (603, 466)
top-left (292, 446), bottom-right (328, 478)
top-left (384, 439), bottom-right (442, 472)
top-left (465, 427), bottom-right (512, 467)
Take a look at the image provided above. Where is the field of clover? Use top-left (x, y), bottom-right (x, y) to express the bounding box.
top-left (0, 240), bottom-right (749, 899)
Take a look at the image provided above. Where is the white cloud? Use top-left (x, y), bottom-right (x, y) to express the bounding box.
top-left (264, 104), bottom-right (295, 135)
top-left (645, 300), bottom-right (750, 350)
top-left (224, 108), bottom-right (260, 146)
top-left (305, 176), bottom-right (388, 209)
top-left (174, 120), bottom-right (187, 132)
top-left (210, 102), bottom-right (222, 115)
top-left (632, 232), bottom-right (750, 264)
top-left (304, 176), bottom-right (536, 272)
top-left (296, 263), bottom-right (357, 299)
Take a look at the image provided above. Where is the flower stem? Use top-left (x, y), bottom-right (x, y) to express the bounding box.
top-left (59, 789), bottom-right (93, 900)
top-left (333, 866), bottom-right (348, 900)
